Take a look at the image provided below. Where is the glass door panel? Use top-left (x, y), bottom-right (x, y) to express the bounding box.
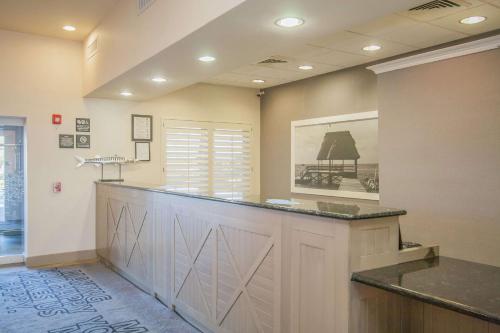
top-left (0, 125), bottom-right (24, 257)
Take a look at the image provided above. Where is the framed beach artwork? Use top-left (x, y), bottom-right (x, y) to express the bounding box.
top-left (291, 111), bottom-right (379, 200)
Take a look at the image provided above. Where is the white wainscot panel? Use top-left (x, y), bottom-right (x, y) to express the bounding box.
top-left (107, 196), bottom-right (127, 270)
top-left (101, 188), bottom-right (154, 293)
top-left (153, 194), bottom-right (173, 306)
top-left (124, 198), bottom-right (153, 290)
top-left (169, 196), bottom-right (282, 333)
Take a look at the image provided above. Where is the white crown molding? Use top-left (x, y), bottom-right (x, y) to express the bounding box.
top-left (367, 34), bottom-right (500, 74)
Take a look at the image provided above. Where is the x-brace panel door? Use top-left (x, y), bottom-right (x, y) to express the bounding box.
top-left (171, 196), bottom-right (281, 333)
top-left (125, 199), bottom-right (153, 290)
top-left (107, 197), bottom-right (127, 270)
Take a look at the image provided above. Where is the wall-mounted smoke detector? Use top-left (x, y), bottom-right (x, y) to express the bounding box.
top-left (258, 57), bottom-right (288, 64)
top-left (86, 37), bottom-right (98, 61)
top-left (137, 0), bottom-right (156, 15)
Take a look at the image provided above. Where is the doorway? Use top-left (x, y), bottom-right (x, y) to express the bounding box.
top-left (0, 118), bottom-right (25, 264)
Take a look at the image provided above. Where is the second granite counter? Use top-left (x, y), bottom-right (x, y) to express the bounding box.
top-left (352, 256), bottom-right (500, 325)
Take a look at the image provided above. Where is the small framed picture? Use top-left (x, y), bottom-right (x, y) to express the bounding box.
top-left (76, 134), bottom-right (90, 149)
top-left (59, 134), bottom-right (74, 149)
top-left (132, 114), bottom-right (153, 141)
top-left (135, 142), bottom-right (150, 161)
top-left (76, 118), bottom-right (90, 132)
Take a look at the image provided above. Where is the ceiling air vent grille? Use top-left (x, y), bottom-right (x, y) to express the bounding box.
top-left (258, 58), bottom-right (288, 64)
top-left (410, 0), bottom-right (461, 10)
top-left (137, 0), bottom-right (156, 15)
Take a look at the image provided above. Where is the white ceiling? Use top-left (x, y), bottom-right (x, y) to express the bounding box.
top-left (0, 0), bottom-right (118, 41)
top-left (87, 0), bottom-right (429, 100)
top-left (1, 0), bottom-right (498, 98)
top-left (205, 0), bottom-right (500, 89)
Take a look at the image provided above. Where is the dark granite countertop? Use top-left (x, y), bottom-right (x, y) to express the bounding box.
top-left (352, 256), bottom-right (500, 324)
top-left (96, 181), bottom-right (406, 221)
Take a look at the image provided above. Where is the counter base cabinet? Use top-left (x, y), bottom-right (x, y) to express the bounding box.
top-left (96, 184), bottom-right (108, 258)
top-left (153, 202), bottom-right (172, 306)
top-left (283, 214), bottom-right (350, 333)
top-left (290, 229), bottom-right (336, 333)
top-left (351, 283), bottom-right (406, 333)
top-left (352, 283), bottom-right (499, 333)
top-left (490, 324), bottom-right (500, 333)
top-left (96, 186), bottom-right (154, 293)
top-left (96, 184), bottom-right (400, 333)
top-left (106, 197), bottom-right (126, 271)
top-left (167, 195), bottom-right (281, 333)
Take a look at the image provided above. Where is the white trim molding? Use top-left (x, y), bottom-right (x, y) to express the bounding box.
top-left (367, 34), bottom-right (500, 74)
top-left (0, 255), bottom-right (24, 266)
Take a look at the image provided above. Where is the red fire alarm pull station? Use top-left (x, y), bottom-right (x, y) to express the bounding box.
top-left (52, 114), bottom-right (62, 125)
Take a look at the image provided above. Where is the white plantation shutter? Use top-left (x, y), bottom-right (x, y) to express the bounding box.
top-left (163, 120), bottom-right (253, 198)
top-left (213, 127), bottom-right (252, 199)
top-left (164, 122), bottom-right (210, 194)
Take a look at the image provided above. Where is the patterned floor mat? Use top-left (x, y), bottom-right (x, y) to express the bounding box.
top-left (0, 263), bottom-right (199, 333)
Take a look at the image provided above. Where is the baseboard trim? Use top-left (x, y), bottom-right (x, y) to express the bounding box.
top-left (25, 249), bottom-right (97, 268)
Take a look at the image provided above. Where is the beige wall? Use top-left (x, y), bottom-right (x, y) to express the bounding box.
top-left (260, 67), bottom-right (378, 201)
top-left (89, 83), bottom-right (261, 193)
top-left (0, 29), bottom-right (119, 258)
top-left (0, 29), bottom-right (260, 259)
top-left (378, 48), bottom-right (500, 266)
top-left (261, 49), bottom-right (500, 266)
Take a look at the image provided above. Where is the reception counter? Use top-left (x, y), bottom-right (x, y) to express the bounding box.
top-left (351, 256), bottom-right (500, 332)
top-left (95, 181), bottom-right (406, 333)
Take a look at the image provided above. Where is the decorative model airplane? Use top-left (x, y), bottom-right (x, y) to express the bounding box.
top-left (75, 155), bottom-right (137, 168)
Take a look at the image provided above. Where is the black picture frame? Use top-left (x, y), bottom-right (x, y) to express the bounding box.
top-left (76, 118), bottom-right (90, 132)
top-left (59, 134), bottom-right (74, 149)
top-left (135, 141), bottom-right (150, 161)
top-left (76, 134), bottom-right (91, 149)
top-left (131, 114), bottom-right (153, 141)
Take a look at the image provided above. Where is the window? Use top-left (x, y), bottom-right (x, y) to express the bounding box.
top-left (163, 120), bottom-right (253, 199)
top-left (213, 127), bottom-right (251, 199)
top-left (164, 123), bottom-right (209, 194)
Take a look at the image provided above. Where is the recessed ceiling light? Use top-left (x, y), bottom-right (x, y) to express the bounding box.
top-left (120, 91), bottom-right (133, 96)
top-left (298, 65), bottom-right (314, 70)
top-left (363, 44), bottom-right (382, 51)
top-left (460, 16), bottom-right (486, 24)
top-left (151, 77), bottom-right (167, 83)
top-left (252, 79), bottom-right (265, 83)
top-left (198, 56), bottom-right (216, 62)
top-left (62, 25), bottom-right (76, 32)
top-left (275, 17), bottom-right (304, 28)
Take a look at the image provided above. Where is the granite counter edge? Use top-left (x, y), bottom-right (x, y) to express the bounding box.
top-left (95, 181), bottom-right (406, 221)
top-left (351, 273), bottom-right (500, 325)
